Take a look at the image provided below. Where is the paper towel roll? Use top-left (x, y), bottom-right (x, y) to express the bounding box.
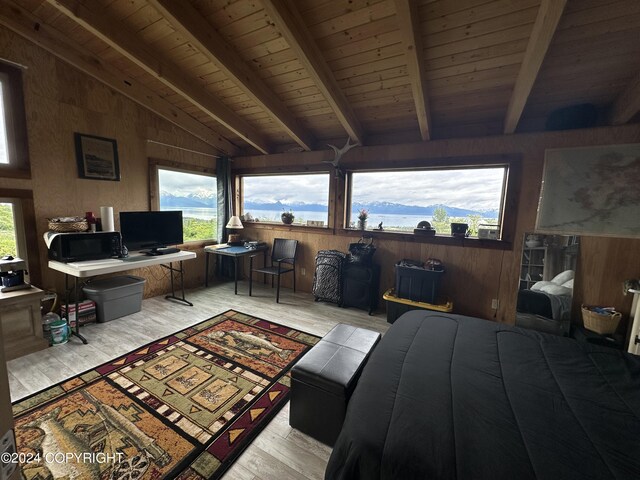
top-left (100, 206), bottom-right (115, 232)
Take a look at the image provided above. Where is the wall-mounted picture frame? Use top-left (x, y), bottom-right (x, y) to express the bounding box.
top-left (536, 143), bottom-right (640, 238)
top-left (74, 132), bottom-right (120, 181)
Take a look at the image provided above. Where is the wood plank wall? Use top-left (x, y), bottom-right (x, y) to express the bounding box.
top-left (233, 125), bottom-right (640, 333)
top-left (0, 27), bottom-right (216, 297)
top-left (2, 24), bottom-right (639, 337)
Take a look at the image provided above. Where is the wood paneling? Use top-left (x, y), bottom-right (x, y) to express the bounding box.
top-left (234, 124), bottom-right (640, 331)
top-left (2, 0), bottom-right (639, 149)
top-left (0, 27), bottom-right (215, 299)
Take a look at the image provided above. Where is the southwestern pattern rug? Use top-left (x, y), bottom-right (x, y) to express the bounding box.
top-left (13, 310), bottom-right (320, 480)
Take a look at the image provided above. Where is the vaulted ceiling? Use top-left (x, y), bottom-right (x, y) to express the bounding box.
top-left (2, 0), bottom-right (639, 156)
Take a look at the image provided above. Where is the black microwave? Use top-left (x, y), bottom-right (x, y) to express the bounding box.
top-left (48, 231), bottom-right (122, 262)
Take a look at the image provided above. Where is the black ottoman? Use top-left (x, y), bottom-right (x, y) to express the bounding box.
top-left (290, 324), bottom-right (381, 446)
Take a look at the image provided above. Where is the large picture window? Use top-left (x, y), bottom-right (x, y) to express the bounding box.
top-left (349, 166), bottom-right (507, 236)
top-left (241, 173), bottom-right (331, 226)
top-left (158, 168), bottom-right (217, 242)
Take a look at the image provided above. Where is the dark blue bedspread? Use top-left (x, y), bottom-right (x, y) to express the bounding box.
top-left (326, 311), bottom-right (640, 480)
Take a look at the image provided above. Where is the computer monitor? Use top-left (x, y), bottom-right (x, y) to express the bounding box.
top-left (119, 211), bottom-right (183, 253)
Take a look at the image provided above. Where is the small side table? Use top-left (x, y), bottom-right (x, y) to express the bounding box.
top-left (0, 286), bottom-right (48, 360)
top-left (204, 244), bottom-right (269, 294)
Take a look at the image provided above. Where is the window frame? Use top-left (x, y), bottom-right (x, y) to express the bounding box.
top-left (342, 155), bottom-right (521, 249)
top-left (0, 62), bottom-right (31, 177)
top-left (236, 170), bottom-right (333, 230)
top-left (0, 189), bottom-right (41, 286)
top-left (149, 159), bottom-right (217, 246)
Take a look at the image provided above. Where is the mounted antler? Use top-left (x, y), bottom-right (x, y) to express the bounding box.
top-left (324, 137), bottom-right (360, 177)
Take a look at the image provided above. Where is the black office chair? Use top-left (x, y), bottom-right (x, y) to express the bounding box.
top-left (249, 238), bottom-right (298, 303)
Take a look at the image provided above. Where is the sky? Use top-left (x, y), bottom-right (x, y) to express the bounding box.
top-left (243, 168), bottom-right (505, 210)
top-left (351, 168), bottom-right (505, 210)
top-left (159, 169), bottom-right (215, 196)
top-left (160, 167), bottom-right (506, 211)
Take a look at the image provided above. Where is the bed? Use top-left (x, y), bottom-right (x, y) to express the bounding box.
top-left (325, 311), bottom-right (640, 480)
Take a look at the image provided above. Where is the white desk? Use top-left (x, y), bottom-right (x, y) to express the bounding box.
top-left (49, 250), bottom-right (196, 344)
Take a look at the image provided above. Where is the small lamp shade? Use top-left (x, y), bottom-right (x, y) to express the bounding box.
top-left (226, 216), bottom-right (244, 229)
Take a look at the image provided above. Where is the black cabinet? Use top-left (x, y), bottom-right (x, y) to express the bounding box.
top-left (342, 264), bottom-right (380, 315)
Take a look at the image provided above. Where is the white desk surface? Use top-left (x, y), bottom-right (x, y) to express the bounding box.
top-left (48, 250), bottom-right (197, 278)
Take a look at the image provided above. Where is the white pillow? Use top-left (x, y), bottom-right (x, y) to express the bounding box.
top-left (551, 270), bottom-right (574, 285)
top-left (561, 279), bottom-right (574, 289)
top-left (539, 284), bottom-right (572, 296)
top-left (531, 281), bottom-right (554, 291)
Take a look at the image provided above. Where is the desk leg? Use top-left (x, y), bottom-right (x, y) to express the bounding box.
top-left (164, 261), bottom-right (194, 306)
top-left (234, 256), bottom-right (239, 295)
top-left (205, 252), bottom-right (210, 287)
top-left (66, 275), bottom-right (88, 344)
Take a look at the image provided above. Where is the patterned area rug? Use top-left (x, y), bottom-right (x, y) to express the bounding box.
top-left (13, 310), bottom-right (320, 480)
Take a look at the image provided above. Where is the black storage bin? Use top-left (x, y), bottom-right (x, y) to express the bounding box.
top-left (395, 260), bottom-right (444, 303)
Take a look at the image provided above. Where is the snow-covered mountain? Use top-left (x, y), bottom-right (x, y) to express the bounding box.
top-left (160, 192), bottom-right (499, 219)
top-left (160, 190), bottom-right (216, 208)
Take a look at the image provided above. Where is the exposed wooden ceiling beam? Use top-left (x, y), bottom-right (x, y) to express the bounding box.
top-left (609, 71), bottom-right (640, 125)
top-left (0, 0), bottom-right (238, 156)
top-left (150, 0), bottom-right (315, 152)
top-left (261, 0), bottom-right (364, 144)
top-left (394, 0), bottom-right (431, 141)
top-left (46, 0), bottom-right (272, 154)
top-left (503, 0), bottom-right (567, 134)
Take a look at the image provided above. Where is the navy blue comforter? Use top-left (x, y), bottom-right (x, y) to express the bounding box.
top-left (326, 311), bottom-right (640, 479)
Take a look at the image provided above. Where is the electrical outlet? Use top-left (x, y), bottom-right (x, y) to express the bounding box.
top-left (300, 267), bottom-right (306, 276)
top-left (491, 299), bottom-right (499, 310)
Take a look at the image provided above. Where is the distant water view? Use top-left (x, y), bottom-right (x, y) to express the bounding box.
top-left (174, 207), bottom-right (449, 229)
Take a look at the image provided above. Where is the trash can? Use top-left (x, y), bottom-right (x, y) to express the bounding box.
top-left (82, 275), bottom-right (146, 322)
top-left (383, 289), bottom-right (453, 324)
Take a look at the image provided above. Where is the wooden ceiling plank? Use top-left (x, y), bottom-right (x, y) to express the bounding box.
top-left (299, 0), bottom-right (386, 26)
top-left (45, 0), bottom-right (272, 154)
top-left (394, 0), bottom-right (431, 141)
top-left (503, 0), bottom-right (567, 134)
top-left (0, 0), bottom-right (238, 155)
top-left (308, 1), bottom-right (396, 40)
top-left (422, 0), bottom-right (540, 34)
top-left (323, 30), bottom-right (401, 62)
top-left (261, 0), bottom-right (364, 144)
top-left (609, 71), bottom-right (640, 125)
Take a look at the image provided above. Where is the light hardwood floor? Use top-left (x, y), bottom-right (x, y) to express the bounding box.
top-left (7, 280), bottom-right (389, 480)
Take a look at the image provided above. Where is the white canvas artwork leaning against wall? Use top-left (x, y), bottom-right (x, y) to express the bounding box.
top-left (536, 143), bottom-right (640, 238)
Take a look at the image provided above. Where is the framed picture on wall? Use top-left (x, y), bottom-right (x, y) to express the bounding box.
top-left (74, 133), bottom-right (120, 181)
top-left (536, 143), bottom-right (640, 237)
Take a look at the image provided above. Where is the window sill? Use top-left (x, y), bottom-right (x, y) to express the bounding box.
top-left (243, 222), bottom-right (333, 235)
top-left (0, 166), bottom-right (31, 179)
top-left (339, 229), bottom-right (512, 250)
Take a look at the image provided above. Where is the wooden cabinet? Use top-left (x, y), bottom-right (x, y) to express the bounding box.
top-left (0, 287), bottom-right (47, 361)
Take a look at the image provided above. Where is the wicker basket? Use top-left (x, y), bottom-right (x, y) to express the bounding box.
top-left (47, 219), bottom-right (89, 232)
top-left (581, 305), bottom-right (621, 334)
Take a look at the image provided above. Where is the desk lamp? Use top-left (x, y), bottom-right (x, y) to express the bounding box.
top-left (226, 216), bottom-right (244, 245)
